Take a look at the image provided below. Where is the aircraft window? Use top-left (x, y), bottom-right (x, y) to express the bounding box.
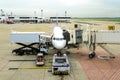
top-left (53, 38), bottom-right (65, 40)
top-left (60, 38), bottom-right (63, 40)
top-left (56, 38), bottom-right (59, 40)
top-left (53, 38), bottom-right (55, 40)
top-left (61, 38), bottom-right (65, 40)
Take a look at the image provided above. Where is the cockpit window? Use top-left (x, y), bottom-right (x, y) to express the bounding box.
top-left (53, 38), bottom-right (65, 40)
top-left (53, 38), bottom-right (55, 40)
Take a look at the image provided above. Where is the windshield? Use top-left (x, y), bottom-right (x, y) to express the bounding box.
top-left (55, 58), bottom-right (66, 63)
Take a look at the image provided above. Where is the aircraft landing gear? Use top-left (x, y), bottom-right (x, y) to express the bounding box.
top-left (57, 51), bottom-right (62, 56)
top-left (89, 51), bottom-right (96, 59)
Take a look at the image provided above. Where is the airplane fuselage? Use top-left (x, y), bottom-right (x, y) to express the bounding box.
top-left (52, 26), bottom-right (66, 49)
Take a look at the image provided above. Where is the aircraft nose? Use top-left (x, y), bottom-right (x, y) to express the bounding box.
top-left (52, 40), bottom-right (66, 49)
top-left (55, 43), bottom-right (65, 49)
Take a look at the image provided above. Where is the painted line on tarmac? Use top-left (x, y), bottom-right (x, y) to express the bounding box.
top-left (9, 59), bottom-right (52, 62)
top-left (9, 67), bottom-right (52, 70)
top-left (9, 60), bottom-right (35, 62)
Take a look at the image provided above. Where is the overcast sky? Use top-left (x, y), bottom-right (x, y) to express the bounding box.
top-left (0, 0), bottom-right (120, 17)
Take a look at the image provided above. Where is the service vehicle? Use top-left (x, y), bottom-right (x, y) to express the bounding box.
top-left (52, 54), bottom-right (70, 75)
top-left (36, 53), bottom-right (45, 66)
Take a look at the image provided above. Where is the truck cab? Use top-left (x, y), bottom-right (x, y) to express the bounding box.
top-left (40, 45), bottom-right (48, 55)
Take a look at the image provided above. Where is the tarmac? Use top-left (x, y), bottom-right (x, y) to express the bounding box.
top-left (0, 20), bottom-right (120, 80)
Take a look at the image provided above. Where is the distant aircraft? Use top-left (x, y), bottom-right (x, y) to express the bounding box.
top-left (0, 16), bottom-right (14, 24)
top-left (5, 16), bottom-right (14, 24)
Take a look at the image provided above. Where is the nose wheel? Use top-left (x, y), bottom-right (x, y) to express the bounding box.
top-left (89, 52), bottom-right (96, 59)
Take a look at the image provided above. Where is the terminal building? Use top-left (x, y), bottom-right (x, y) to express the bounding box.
top-left (50, 17), bottom-right (71, 22)
top-left (0, 16), bottom-right (71, 23)
top-left (8, 16), bottom-right (40, 23)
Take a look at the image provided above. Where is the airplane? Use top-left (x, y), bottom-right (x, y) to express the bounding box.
top-left (5, 16), bottom-right (14, 24)
top-left (51, 24), bottom-right (66, 49)
top-left (0, 16), bottom-right (14, 24)
top-left (41, 22), bottom-right (70, 56)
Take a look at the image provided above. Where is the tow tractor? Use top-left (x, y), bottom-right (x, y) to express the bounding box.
top-left (52, 54), bottom-right (70, 75)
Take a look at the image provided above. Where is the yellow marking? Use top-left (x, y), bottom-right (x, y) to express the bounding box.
top-left (108, 25), bottom-right (115, 30)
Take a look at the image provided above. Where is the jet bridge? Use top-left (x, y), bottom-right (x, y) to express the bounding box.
top-left (96, 30), bottom-right (120, 44)
top-left (68, 29), bottom-right (83, 45)
top-left (11, 31), bottom-right (45, 55)
top-left (83, 29), bottom-right (120, 58)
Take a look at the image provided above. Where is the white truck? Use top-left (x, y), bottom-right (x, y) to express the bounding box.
top-left (52, 54), bottom-right (70, 75)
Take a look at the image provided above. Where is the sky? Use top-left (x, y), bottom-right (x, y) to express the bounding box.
top-left (0, 0), bottom-right (120, 17)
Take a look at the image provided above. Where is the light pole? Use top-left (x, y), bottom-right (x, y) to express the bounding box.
top-left (1, 9), bottom-right (4, 16)
top-left (34, 11), bottom-right (36, 23)
top-left (65, 11), bottom-right (67, 17)
top-left (41, 9), bottom-right (43, 18)
top-left (65, 11), bottom-right (67, 22)
top-left (11, 12), bottom-right (13, 16)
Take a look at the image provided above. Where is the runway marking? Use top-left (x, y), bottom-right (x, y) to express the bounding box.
top-left (9, 58), bottom-right (52, 62)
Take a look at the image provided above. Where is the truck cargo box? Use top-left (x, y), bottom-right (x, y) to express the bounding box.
top-left (11, 31), bottom-right (45, 43)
